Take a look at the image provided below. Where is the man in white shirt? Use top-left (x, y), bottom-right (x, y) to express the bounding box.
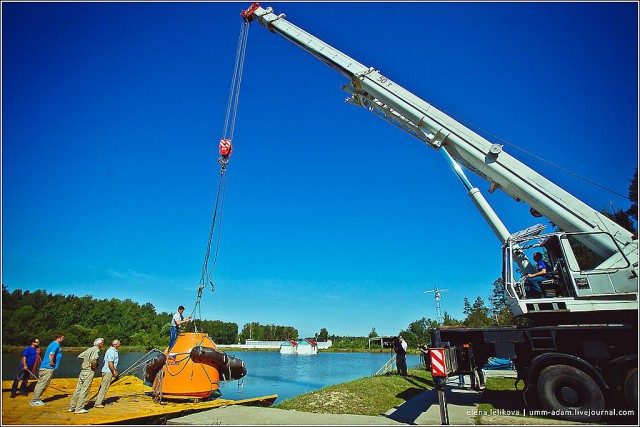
top-left (395, 335), bottom-right (408, 376)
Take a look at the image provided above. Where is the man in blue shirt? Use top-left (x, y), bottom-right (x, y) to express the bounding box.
top-left (10, 338), bottom-right (40, 398)
top-left (524, 252), bottom-right (552, 299)
top-left (30, 333), bottom-right (64, 406)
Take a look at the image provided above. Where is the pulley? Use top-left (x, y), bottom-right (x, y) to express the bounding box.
top-left (219, 139), bottom-right (233, 158)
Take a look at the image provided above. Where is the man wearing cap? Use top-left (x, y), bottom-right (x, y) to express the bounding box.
top-left (94, 339), bottom-right (121, 408)
top-left (68, 338), bottom-right (104, 414)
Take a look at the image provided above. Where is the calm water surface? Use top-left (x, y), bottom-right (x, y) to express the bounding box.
top-left (2, 350), bottom-right (421, 403)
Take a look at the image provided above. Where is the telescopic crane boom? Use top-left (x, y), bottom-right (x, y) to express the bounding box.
top-left (240, 3), bottom-right (638, 322)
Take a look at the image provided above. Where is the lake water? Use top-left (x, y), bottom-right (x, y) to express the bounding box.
top-left (2, 350), bottom-right (422, 403)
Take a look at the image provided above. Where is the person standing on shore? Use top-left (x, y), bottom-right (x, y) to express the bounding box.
top-left (94, 339), bottom-right (120, 408)
top-left (11, 338), bottom-right (40, 398)
top-left (68, 338), bottom-right (104, 414)
top-left (394, 335), bottom-right (408, 376)
top-left (419, 344), bottom-right (430, 370)
top-left (30, 333), bottom-right (64, 406)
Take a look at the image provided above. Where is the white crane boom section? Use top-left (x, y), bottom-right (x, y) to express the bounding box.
top-left (243, 4), bottom-right (636, 260)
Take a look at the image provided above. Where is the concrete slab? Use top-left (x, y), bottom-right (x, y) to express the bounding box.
top-left (385, 387), bottom-right (480, 425)
top-left (168, 385), bottom-right (482, 426)
top-left (166, 405), bottom-right (407, 425)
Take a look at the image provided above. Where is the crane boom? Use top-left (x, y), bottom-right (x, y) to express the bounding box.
top-left (241, 3), bottom-right (637, 320)
top-left (242, 4), bottom-right (634, 249)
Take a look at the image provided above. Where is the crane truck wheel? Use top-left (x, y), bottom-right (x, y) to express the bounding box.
top-left (623, 367), bottom-right (638, 408)
top-left (537, 364), bottom-right (605, 422)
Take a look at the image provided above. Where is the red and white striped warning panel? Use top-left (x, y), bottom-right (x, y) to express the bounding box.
top-left (430, 348), bottom-right (446, 377)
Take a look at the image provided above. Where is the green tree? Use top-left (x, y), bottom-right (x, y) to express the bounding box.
top-left (488, 278), bottom-right (506, 318)
top-left (407, 318), bottom-right (429, 345)
top-left (463, 297), bottom-right (471, 316)
top-left (627, 168), bottom-right (638, 221)
top-left (442, 312), bottom-right (461, 327)
top-left (7, 305), bottom-right (37, 344)
top-left (318, 328), bottom-right (329, 341)
top-left (1, 285), bottom-right (240, 347)
top-left (367, 327), bottom-right (378, 339)
top-left (463, 297), bottom-right (493, 327)
top-left (330, 336), bottom-right (369, 350)
top-left (600, 204), bottom-right (637, 234)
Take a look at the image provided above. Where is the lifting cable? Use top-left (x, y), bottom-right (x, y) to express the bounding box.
top-left (191, 21), bottom-right (251, 328)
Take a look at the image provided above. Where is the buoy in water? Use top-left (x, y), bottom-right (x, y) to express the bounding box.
top-left (144, 332), bottom-right (246, 399)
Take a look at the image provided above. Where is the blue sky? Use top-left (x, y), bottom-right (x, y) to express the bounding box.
top-left (2, 1), bottom-right (638, 339)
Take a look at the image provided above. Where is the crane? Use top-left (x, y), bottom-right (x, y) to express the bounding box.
top-left (237, 3), bottom-right (638, 419)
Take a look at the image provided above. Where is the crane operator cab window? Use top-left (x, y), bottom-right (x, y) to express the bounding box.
top-left (504, 231), bottom-right (633, 302)
top-left (518, 247), bottom-right (559, 299)
top-left (504, 234), bottom-right (568, 301)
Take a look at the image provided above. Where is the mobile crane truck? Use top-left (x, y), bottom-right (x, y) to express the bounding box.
top-left (239, 3), bottom-right (638, 422)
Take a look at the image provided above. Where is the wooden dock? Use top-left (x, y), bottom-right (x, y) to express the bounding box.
top-left (2, 376), bottom-right (277, 425)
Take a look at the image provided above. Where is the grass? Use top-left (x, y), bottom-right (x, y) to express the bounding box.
top-left (474, 378), bottom-right (526, 424)
top-left (273, 371), bottom-right (523, 417)
top-left (274, 368), bottom-right (434, 416)
top-left (271, 372), bottom-right (610, 425)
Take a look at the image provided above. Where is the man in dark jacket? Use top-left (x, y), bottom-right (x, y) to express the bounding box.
top-left (394, 335), bottom-right (408, 376)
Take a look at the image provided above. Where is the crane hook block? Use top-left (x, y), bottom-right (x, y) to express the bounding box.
top-left (241, 2), bottom-right (261, 22)
top-left (219, 139), bottom-right (233, 158)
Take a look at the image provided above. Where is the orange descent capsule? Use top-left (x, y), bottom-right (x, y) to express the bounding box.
top-left (145, 332), bottom-right (247, 400)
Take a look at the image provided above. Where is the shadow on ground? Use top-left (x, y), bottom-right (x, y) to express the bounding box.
top-left (479, 388), bottom-right (524, 411)
top-left (386, 387), bottom-right (481, 425)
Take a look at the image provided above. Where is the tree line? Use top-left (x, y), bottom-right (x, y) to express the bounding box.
top-left (2, 281), bottom-right (501, 350)
top-left (1, 285), bottom-right (296, 348)
top-left (238, 322), bottom-right (299, 342)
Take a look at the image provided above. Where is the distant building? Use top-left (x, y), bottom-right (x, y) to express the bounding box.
top-left (368, 336), bottom-right (397, 349)
top-left (297, 338), bottom-right (318, 355)
top-left (280, 340), bottom-right (298, 354)
top-left (279, 338), bottom-right (318, 355)
top-left (243, 340), bottom-right (282, 349)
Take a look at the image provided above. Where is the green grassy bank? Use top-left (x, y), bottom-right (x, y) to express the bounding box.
top-left (274, 368), bottom-right (433, 415)
top-left (272, 371), bottom-right (611, 425)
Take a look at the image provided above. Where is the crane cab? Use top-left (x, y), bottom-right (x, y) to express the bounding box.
top-left (503, 229), bottom-right (638, 324)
